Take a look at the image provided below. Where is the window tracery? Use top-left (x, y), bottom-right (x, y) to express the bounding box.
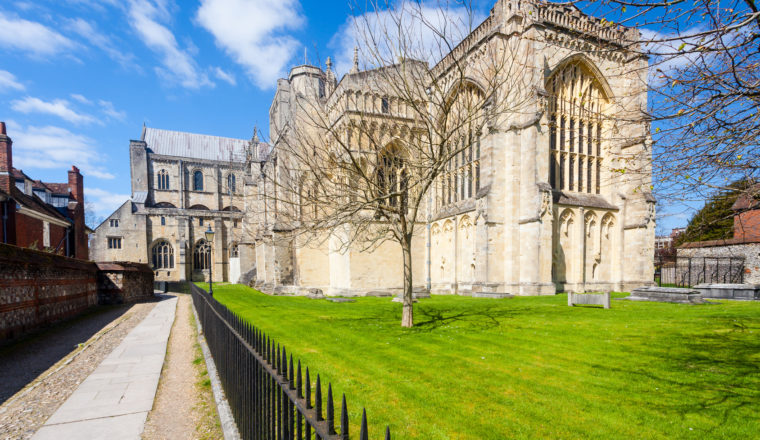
top-left (152, 240), bottom-right (174, 269)
top-left (548, 60), bottom-right (606, 194)
top-left (156, 169), bottom-right (170, 190)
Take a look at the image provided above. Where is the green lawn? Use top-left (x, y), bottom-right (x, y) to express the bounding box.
top-left (207, 284), bottom-right (760, 439)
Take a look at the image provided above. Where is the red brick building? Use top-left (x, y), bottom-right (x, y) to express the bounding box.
top-left (0, 122), bottom-right (89, 259)
top-left (732, 184), bottom-right (760, 242)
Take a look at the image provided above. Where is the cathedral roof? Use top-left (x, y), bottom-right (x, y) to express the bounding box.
top-left (142, 126), bottom-right (252, 163)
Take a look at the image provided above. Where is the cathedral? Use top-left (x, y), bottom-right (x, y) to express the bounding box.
top-left (92, 0), bottom-right (654, 296)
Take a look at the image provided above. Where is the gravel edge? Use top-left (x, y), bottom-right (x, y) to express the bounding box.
top-left (191, 301), bottom-right (242, 440)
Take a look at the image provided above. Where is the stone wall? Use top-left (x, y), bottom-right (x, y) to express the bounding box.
top-left (678, 241), bottom-right (760, 284)
top-left (0, 243), bottom-right (98, 343)
top-left (96, 262), bottom-right (155, 304)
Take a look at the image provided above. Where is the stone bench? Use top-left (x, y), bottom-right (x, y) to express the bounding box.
top-left (568, 292), bottom-right (611, 309)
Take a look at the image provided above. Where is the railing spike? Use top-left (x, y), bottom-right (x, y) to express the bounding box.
top-left (289, 355), bottom-right (295, 389)
top-left (315, 374), bottom-right (323, 421)
top-left (327, 383), bottom-right (335, 434)
top-left (281, 346), bottom-right (286, 376)
top-left (385, 425), bottom-right (391, 440)
top-left (305, 367), bottom-right (312, 409)
top-left (340, 393), bottom-right (349, 440)
top-left (296, 360), bottom-right (302, 398)
top-left (360, 408), bottom-right (368, 440)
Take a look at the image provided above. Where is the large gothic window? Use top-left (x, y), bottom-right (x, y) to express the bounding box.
top-left (193, 170), bottom-right (204, 191)
top-left (437, 82), bottom-right (484, 209)
top-left (157, 169), bottom-right (170, 190)
top-left (193, 239), bottom-right (211, 270)
top-left (548, 59), bottom-right (607, 194)
top-left (152, 240), bottom-right (174, 269)
top-left (377, 144), bottom-right (407, 212)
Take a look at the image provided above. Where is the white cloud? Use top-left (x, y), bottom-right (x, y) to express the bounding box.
top-left (0, 12), bottom-right (76, 56)
top-left (331, 1), bottom-right (483, 76)
top-left (213, 67), bottom-right (236, 86)
top-left (196, 0), bottom-right (304, 89)
top-left (66, 18), bottom-right (137, 67)
top-left (99, 100), bottom-right (126, 121)
top-left (70, 93), bottom-right (92, 105)
top-left (128, 0), bottom-right (213, 89)
top-left (85, 187), bottom-right (131, 217)
top-left (640, 27), bottom-right (706, 85)
top-left (0, 70), bottom-right (25, 92)
top-left (7, 123), bottom-right (114, 180)
top-left (11, 96), bottom-right (98, 125)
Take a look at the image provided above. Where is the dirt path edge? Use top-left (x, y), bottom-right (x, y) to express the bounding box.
top-left (191, 300), bottom-right (242, 440)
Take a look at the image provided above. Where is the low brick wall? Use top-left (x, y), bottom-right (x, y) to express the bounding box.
top-left (96, 262), bottom-right (155, 304)
top-left (0, 243), bottom-right (98, 342)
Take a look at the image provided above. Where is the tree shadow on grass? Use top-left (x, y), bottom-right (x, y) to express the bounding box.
top-left (588, 317), bottom-right (760, 435)
top-left (405, 304), bottom-right (532, 333)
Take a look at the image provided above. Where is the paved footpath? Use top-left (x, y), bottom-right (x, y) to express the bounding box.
top-left (32, 296), bottom-right (178, 440)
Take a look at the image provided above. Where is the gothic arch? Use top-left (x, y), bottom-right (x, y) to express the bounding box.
top-left (546, 54), bottom-right (613, 100)
top-left (547, 55), bottom-right (611, 194)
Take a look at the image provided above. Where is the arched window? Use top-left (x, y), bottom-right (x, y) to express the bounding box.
top-left (152, 240), bottom-right (174, 269)
top-left (547, 59), bottom-right (607, 194)
top-left (157, 169), bottom-right (170, 190)
top-left (155, 202), bottom-right (176, 208)
top-left (193, 170), bottom-right (204, 191)
top-left (193, 239), bottom-right (211, 270)
top-left (230, 243), bottom-right (239, 258)
top-left (377, 144), bottom-right (407, 212)
top-left (227, 173), bottom-right (236, 194)
top-left (437, 81), bottom-right (484, 208)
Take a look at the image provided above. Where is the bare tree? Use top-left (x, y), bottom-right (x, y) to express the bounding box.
top-left (263, 0), bottom-right (537, 327)
top-left (575, 0), bottom-right (760, 219)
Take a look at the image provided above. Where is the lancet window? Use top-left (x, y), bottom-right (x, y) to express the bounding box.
top-left (548, 61), bottom-right (606, 194)
top-left (156, 169), bottom-right (170, 190)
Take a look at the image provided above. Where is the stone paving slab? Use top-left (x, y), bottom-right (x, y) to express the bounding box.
top-left (32, 296), bottom-right (177, 440)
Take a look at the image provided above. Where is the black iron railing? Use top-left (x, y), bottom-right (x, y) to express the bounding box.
top-left (190, 283), bottom-right (390, 440)
top-left (655, 256), bottom-right (745, 287)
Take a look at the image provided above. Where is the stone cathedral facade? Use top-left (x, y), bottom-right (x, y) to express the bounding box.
top-left (93, 0), bottom-right (655, 295)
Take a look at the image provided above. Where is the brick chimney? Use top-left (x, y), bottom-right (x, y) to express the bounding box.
top-left (68, 166), bottom-right (83, 203)
top-left (0, 121), bottom-right (12, 194)
top-left (67, 165), bottom-right (88, 259)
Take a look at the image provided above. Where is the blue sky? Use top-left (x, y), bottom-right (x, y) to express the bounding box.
top-left (1, 0), bottom-right (690, 232)
top-left (1, 0), bottom-right (380, 219)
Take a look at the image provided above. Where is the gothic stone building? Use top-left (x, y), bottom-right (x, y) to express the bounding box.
top-left (95, 0), bottom-right (655, 294)
top-left (91, 126), bottom-right (268, 283)
top-left (252, 0), bottom-right (654, 296)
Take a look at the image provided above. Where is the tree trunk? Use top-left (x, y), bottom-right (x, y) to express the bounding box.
top-left (401, 236), bottom-right (414, 328)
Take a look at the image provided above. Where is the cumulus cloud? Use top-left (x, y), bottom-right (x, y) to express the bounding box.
top-left (99, 100), bottom-right (126, 121)
top-left (0, 70), bottom-right (25, 92)
top-left (330, 1), bottom-right (483, 76)
top-left (128, 0), bottom-right (213, 89)
top-left (11, 96), bottom-right (98, 125)
top-left (6, 123), bottom-right (114, 180)
top-left (70, 93), bottom-right (92, 105)
top-left (66, 18), bottom-right (137, 68)
top-left (85, 187), bottom-right (131, 217)
top-left (196, 0), bottom-right (304, 89)
top-left (213, 67), bottom-right (236, 85)
top-left (0, 12), bottom-right (76, 56)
